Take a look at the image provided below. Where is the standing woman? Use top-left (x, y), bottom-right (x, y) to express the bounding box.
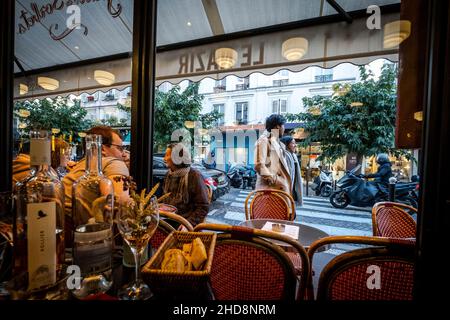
top-left (280, 136), bottom-right (303, 206)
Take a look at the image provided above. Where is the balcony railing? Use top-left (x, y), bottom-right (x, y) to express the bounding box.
top-left (213, 85), bottom-right (226, 93)
top-left (315, 74), bottom-right (333, 82)
top-left (236, 83), bottom-right (249, 90)
top-left (103, 94), bottom-right (116, 101)
top-left (273, 79), bottom-right (289, 87)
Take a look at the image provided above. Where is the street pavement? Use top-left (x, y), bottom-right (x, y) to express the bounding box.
top-left (205, 187), bottom-right (373, 256)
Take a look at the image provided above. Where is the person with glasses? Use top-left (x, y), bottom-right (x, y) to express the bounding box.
top-left (62, 126), bottom-right (130, 216)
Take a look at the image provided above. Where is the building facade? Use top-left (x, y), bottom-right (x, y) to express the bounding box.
top-left (196, 64), bottom-right (360, 172)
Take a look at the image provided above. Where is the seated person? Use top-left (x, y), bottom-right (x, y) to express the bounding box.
top-left (63, 126), bottom-right (129, 218)
top-left (162, 143), bottom-right (209, 227)
top-left (12, 140), bottom-right (32, 189)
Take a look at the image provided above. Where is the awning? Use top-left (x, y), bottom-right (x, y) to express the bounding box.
top-left (13, 0), bottom-right (401, 100)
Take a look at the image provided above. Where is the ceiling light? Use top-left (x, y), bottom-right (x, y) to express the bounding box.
top-left (383, 20), bottom-right (411, 49)
top-left (18, 109), bottom-right (30, 118)
top-left (215, 48), bottom-right (238, 69)
top-left (184, 121), bottom-right (195, 129)
top-left (74, 46), bottom-right (79, 50)
top-left (19, 83), bottom-right (28, 95)
top-left (187, 21), bottom-right (192, 27)
top-left (38, 76), bottom-right (59, 91)
top-left (94, 70), bottom-right (115, 86)
top-left (282, 37), bottom-right (308, 61)
top-left (309, 106), bottom-right (321, 115)
top-left (414, 111), bottom-right (423, 121)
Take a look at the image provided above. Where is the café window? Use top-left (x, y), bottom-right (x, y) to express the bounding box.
top-left (272, 99), bottom-right (287, 115)
top-left (213, 104), bottom-right (225, 126)
top-left (235, 102), bottom-right (248, 125)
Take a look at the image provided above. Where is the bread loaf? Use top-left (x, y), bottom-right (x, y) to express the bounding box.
top-left (190, 237), bottom-right (207, 270)
top-left (160, 237), bottom-right (207, 271)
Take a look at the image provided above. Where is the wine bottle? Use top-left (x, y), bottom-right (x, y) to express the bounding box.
top-left (71, 134), bottom-right (114, 298)
top-left (13, 130), bottom-right (65, 291)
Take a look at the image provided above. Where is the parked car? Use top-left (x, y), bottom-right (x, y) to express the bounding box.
top-left (152, 156), bottom-right (230, 201)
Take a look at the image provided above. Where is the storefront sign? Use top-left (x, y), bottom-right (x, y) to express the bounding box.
top-left (17, 0), bottom-right (122, 40)
top-left (177, 44), bottom-right (265, 75)
top-left (156, 13), bottom-right (400, 84)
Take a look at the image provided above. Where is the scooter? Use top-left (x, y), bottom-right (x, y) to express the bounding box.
top-left (227, 163), bottom-right (244, 188)
top-left (227, 163), bottom-right (256, 189)
top-left (329, 165), bottom-right (419, 209)
top-left (241, 166), bottom-right (257, 190)
top-left (311, 168), bottom-right (333, 197)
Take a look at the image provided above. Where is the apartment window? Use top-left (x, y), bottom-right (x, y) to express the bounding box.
top-left (214, 78), bottom-right (227, 92)
top-left (273, 79), bottom-right (289, 87)
top-left (104, 90), bottom-right (116, 101)
top-left (272, 99), bottom-right (287, 115)
top-left (235, 102), bottom-right (248, 125)
top-left (279, 70), bottom-right (289, 77)
top-left (213, 104), bottom-right (225, 126)
top-left (235, 77), bottom-right (249, 90)
top-left (315, 68), bottom-right (333, 82)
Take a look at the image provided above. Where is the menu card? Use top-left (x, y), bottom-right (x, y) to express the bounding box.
top-left (262, 222), bottom-right (299, 240)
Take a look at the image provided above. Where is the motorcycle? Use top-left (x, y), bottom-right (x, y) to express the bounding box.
top-left (330, 165), bottom-right (419, 209)
top-left (227, 163), bottom-right (256, 189)
top-left (241, 166), bottom-right (257, 190)
top-left (227, 163), bottom-right (244, 188)
top-left (311, 168), bottom-right (333, 197)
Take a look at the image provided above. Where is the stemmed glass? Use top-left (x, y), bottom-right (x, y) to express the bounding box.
top-left (116, 196), bottom-right (159, 300)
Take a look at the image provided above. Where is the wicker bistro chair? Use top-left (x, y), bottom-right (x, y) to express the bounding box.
top-left (194, 223), bottom-right (310, 301)
top-left (372, 202), bottom-right (417, 238)
top-left (308, 236), bottom-right (415, 300)
top-left (150, 210), bottom-right (194, 251)
top-left (245, 189), bottom-right (296, 221)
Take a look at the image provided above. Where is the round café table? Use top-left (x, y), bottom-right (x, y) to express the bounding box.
top-left (239, 219), bottom-right (330, 252)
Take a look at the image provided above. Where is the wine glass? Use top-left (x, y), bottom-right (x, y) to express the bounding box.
top-left (116, 197), bottom-right (159, 300)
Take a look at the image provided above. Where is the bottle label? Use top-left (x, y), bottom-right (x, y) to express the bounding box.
top-left (27, 202), bottom-right (57, 290)
top-left (73, 225), bottom-right (113, 277)
top-left (30, 139), bottom-right (51, 166)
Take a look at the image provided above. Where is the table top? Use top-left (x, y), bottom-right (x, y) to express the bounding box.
top-left (239, 219), bottom-right (330, 252)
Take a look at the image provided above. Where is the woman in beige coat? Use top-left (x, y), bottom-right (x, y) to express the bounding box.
top-left (254, 114), bottom-right (292, 193)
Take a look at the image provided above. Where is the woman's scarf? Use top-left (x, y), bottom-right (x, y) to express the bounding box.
top-left (163, 166), bottom-right (191, 206)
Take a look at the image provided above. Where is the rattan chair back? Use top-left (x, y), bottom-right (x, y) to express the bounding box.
top-left (194, 223), bottom-right (310, 300)
top-left (150, 210), bottom-right (194, 250)
top-left (308, 236), bottom-right (415, 300)
top-left (245, 189), bottom-right (296, 221)
top-left (372, 202), bottom-right (417, 238)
